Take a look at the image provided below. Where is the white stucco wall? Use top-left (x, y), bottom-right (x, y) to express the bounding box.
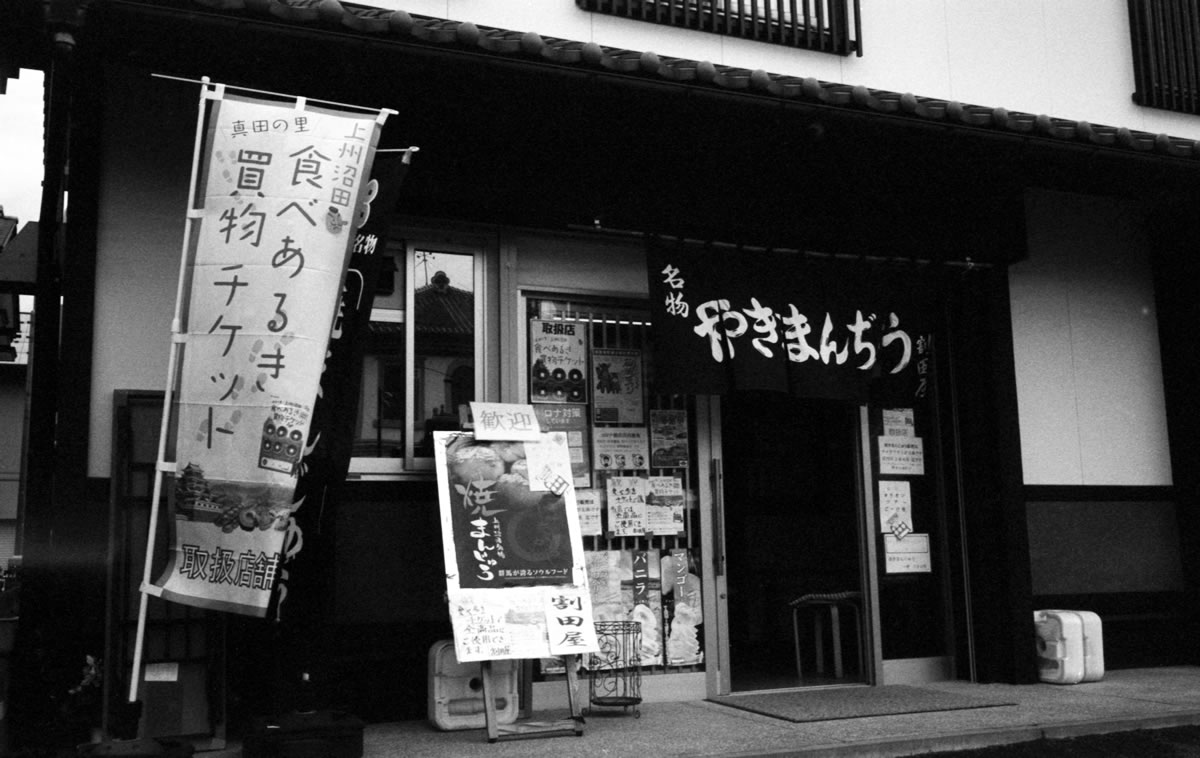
top-left (88, 67), bottom-right (192, 477)
top-left (1010, 189), bottom-right (1171, 486)
top-left (364, 1), bottom-right (1200, 142)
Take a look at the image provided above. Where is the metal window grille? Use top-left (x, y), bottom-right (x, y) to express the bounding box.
top-left (577, 0), bottom-right (861, 56)
top-left (1128, 0), bottom-right (1200, 114)
top-left (528, 296), bottom-right (702, 679)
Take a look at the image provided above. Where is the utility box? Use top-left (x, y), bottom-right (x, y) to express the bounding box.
top-left (1034, 609), bottom-right (1104, 684)
top-left (428, 640), bottom-right (519, 730)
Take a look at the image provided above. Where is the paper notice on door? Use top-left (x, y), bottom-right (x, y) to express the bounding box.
top-left (882, 408), bottom-right (915, 437)
top-left (884, 532), bottom-right (931, 574)
top-left (878, 480), bottom-right (912, 534)
top-left (878, 436), bottom-right (925, 476)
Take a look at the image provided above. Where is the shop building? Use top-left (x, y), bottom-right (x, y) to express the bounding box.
top-left (3, 0), bottom-right (1200, 748)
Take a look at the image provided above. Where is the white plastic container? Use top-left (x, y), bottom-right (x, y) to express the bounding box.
top-left (427, 640), bottom-right (519, 730)
top-left (1033, 609), bottom-right (1104, 684)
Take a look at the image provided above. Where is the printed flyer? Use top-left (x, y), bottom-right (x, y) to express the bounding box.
top-left (650, 409), bottom-right (690, 468)
top-left (530, 319), bottom-right (588, 404)
top-left (534, 403), bottom-right (592, 488)
top-left (647, 475), bottom-right (686, 535)
top-left (592, 347), bottom-right (643, 423)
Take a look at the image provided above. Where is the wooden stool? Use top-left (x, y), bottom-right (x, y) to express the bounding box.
top-left (789, 591), bottom-right (863, 681)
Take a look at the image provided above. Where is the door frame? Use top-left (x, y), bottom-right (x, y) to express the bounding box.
top-left (701, 395), bottom-right (963, 696)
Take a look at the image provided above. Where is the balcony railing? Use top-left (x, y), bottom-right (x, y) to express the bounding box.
top-left (577, 0), bottom-right (861, 56)
top-left (1128, 0), bottom-right (1200, 114)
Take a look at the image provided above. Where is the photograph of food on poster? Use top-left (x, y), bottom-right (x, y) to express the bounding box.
top-left (575, 489), bottom-right (603, 536)
top-left (593, 426), bottom-right (649, 471)
top-left (584, 549), bottom-right (665, 667)
top-left (592, 347), bottom-right (644, 423)
top-left (647, 475), bottom-right (686, 535)
top-left (529, 319), bottom-right (588, 404)
top-left (626, 549), bottom-right (665, 667)
top-left (435, 431), bottom-right (585, 591)
top-left (662, 548), bottom-right (703, 666)
top-left (534, 403), bottom-right (592, 488)
top-left (650, 409), bottom-right (690, 468)
top-left (606, 475), bottom-right (648, 537)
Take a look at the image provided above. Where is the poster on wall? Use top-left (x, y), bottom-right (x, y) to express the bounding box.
top-left (650, 409), bottom-right (690, 468)
top-left (878, 435), bottom-right (925, 476)
top-left (534, 403), bottom-right (592, 488)
top-left (884, 532), bottom-right (932, 573)
top-left (878, 480), bottom-right (913, 536)
top-left (575, 488), bottom-right (603, 536)
top-left (593, 426), bottom-right (650, 471)
top-left (647, 475), bottom-right (686, 535)
top-left (435, 430), bottom-right (598, 662)
top-left (662, 548), bottom-right (703, 666)
top-left (606, 475), bottom-right (648, 537)
top-left (592, 347), bottom-right (644, 423)
top-left (150, 88), bottom-right (390, 617)
top-left (626, 549), bottom-right (665, 667)
top-left (530, 319), bottom-right (588, 404)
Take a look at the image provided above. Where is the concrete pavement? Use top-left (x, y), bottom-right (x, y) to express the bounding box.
top-left (358, 666), bottom-right (1200, 757)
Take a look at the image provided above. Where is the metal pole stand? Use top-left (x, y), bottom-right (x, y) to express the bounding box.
top-left (586, 621), bottom-right (642, 718)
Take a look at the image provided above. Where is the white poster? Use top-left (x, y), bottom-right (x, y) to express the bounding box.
top-left (593, 427), bottom-right (650, 471)
top-left (606, 475), bottom-right (648, 537)
top-left (878, 480), bottom-right (913, 535)
top-left (884, 532), bottom-right (932, 574)
top-left (878, 436), bottom-right (925, 476)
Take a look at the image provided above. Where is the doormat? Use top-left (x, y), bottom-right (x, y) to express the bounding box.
top-left (709, 685), bottom-right (1016, 723)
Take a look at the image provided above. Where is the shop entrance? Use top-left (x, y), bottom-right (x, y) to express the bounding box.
top-left (717, 393), bottom-right (869, 691)
top-left (707, 391), bottom-right (964, 694)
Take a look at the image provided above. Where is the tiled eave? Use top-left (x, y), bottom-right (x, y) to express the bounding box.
top-left (182, 0), bottom-right (1200, 162)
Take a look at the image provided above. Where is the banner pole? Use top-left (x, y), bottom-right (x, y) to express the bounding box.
top-left (128, 77), bottom-right (215, 704)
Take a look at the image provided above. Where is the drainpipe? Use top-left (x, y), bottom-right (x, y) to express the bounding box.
top-left (7, 2), bottom-right (78, 750)
top-left (23, 1), bottom-right (76, 575)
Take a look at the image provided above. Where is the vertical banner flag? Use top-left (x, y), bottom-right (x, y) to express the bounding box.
top-left (152, 88), bottom-right (391, 616)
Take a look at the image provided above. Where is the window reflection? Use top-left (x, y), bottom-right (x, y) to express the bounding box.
top-left (412, 251), bottom-right (475, 458)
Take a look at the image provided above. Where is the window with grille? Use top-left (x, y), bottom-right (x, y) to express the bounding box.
top-left (577, 0), bottom-right (861, 56)
top-left (525, 295), bottom-right (705, 680)
top-left (1128, 0), bottom-right (1200, 114)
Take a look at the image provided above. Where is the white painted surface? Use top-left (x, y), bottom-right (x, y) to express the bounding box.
top-left (1011, 189), bottom-right (1171, 486)
top-left (359, 1), bottom-right (1200, 140)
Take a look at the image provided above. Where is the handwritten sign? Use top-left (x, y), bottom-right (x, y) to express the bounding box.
top-left (606, 475), bottom-right (648, 537)
top-left (878, 480), bottom-right (912, 534)
top-left (470, 402), bottom-right (540, 441)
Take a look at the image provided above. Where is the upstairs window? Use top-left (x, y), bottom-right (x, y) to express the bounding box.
top-left (1128, 0), bottom-right (1200, 114)
top-left (577, 0), bottom-right (861, 56)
